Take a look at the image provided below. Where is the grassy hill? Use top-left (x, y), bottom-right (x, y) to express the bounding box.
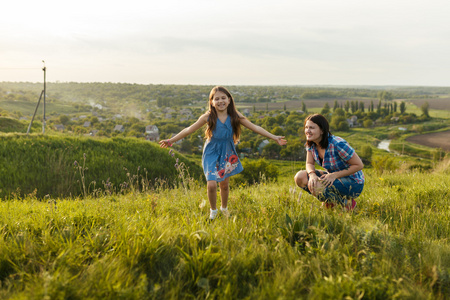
top-left (0, 134), bottom-right (203, 198)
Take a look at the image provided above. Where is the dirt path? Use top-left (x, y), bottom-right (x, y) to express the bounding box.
top-left (405, 130), bottom-right (450, 151)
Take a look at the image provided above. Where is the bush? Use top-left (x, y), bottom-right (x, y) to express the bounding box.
top-left (371, 155), bottom-right (398, 174)
top-left (231, 159), bottom-right (278, 185)
top-left (363, 119), bottom-right (373, 128)
top-left (359, 145), bottom-right (373, 161)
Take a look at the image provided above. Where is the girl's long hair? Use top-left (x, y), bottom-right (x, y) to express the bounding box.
top-left (304, 113), bottom-right (331, 149)
top-left (205, 86), bottom-right (242, 144)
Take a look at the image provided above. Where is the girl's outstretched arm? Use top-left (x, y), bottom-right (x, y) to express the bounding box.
top-left (159, 113), bottom-right (208, 148)
top-left (238, 112), bottom-right (287, 145)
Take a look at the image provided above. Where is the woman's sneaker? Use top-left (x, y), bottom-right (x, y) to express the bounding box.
top-left (344, 199), bottom-right (357, 212)
top-left (321, 202), bottom-right (336, 209)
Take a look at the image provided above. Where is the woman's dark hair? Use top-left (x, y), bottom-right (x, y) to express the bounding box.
top-left (304, 113), bottom-right (331, 149)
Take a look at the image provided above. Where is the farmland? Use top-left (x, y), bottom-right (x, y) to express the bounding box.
top-left (406, 130), bottom-right (450, 151)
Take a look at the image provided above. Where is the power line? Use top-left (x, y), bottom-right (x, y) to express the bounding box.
top-left (0, 68), bottom-right (41, 70)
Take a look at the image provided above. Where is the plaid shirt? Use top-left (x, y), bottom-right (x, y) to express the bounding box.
top-left (306, 135), bottom-right (365, 184)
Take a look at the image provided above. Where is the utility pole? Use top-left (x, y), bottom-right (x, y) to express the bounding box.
top-left (27, 61), bottom-right (47, 134)
top-left (42, 61), bottom-right (46, 134)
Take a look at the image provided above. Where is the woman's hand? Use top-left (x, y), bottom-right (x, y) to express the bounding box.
top-left (307, 174), bottom-right (325, 196)
top-left (319, 173), bottom-right (337, 188)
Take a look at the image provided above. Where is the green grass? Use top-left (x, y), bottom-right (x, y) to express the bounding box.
top-left (0, 164), bottom-right (449, 299)
top-left (0, 100), bottom-right (89, 116)
top-left (404, 102), bottom-right (450, 119)
top-left (0, 134), bottom-right (203, 198)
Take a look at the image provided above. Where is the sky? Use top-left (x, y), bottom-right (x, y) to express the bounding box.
top-left (1, 0), bottom-right (450, 86)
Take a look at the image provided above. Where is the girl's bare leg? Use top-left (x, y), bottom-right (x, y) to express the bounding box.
top-left (207, 180), bottom-right (217, 210)
top-left (219, 177), bottom-right (230, 209)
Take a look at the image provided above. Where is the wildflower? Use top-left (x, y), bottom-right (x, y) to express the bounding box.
top-left (74, 161), bottom-right (78, 166)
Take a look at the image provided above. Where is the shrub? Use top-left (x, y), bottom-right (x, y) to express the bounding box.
top-left (363, 119), bottom-right (373, 128)
top-left (231, 159), bottom-right (278, 185)
top-left (359, 145), bottom-right (373, 161)
top-left (371, 155), bottom-right (398, 174)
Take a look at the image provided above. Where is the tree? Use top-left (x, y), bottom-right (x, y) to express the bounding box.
top-left (351, 101), bottom-right (356, 113)
top-left (334, 108), bottom-right (345, 116)
top-left (333, 100), bottom-right (339, 111)
top-left (330, 115), bottom-right (347, 130)
top-left (400, 101), bottom-right (406, 114)
top-left (180, 139), bottom-right (193, 154)
top-left (321, 103), bottom-right (330, 115)
top-left (344, 101), bottom-right (350, 112)
top-left (363, 119), bottom-right (373, 128)
top-left (90, 116), bottom-right (99, 125)
top-left (262, 142), bottom-right (282, 159)
top-left (59, 115), bottom-right (70, 125)
top-left (359, 101), bottom-right (365, 112)
top-left (301, 101), bottom-right (307, 113)
top-left (421, 101), bottom-right (430, 117)
top-left (337, 121), bottom-right (350, 131)
top-left (378, 91), bottom-right (393, 101)
top-left (271, 126), bottom-right (284, 136)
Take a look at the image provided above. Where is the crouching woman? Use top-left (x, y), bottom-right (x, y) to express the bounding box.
top-left (294, 114), bottom-right (365, 210)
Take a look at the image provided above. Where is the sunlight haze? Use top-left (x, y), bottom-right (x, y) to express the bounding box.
top-left (1, 0), bottom-right (449, 86)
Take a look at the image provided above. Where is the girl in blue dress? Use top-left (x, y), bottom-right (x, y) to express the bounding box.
top-left (160, 86), bottom-right (287, 220)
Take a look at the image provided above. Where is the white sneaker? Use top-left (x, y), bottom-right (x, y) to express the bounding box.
top-left (220, 207), bottom-right (230, 218)
top-left (209, 209), bottom-right (218, 220)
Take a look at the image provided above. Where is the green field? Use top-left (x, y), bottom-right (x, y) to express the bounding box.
top-left (0, 100), bottom-right (89, 116)
top-left (1, 163), bottom-right (449, 299)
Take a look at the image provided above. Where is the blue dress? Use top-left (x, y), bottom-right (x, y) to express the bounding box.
top-left (202, 115), bottom-right (244, 182)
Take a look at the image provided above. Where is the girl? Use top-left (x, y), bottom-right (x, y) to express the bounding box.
top-left (294, 114), bottom-right (364, 211)
top-left (160, 86), bottom-right (287, 220)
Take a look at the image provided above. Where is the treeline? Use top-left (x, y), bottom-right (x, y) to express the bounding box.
top-left (0, 135), bottom-right (203, 199)
top-left (2, 82), bottom-right (449, 110)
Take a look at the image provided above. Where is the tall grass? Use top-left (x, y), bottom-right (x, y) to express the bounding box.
top-left (0, 163), bottom-right (449, 299)
top-left (0, 134), bottom-right (203, 198)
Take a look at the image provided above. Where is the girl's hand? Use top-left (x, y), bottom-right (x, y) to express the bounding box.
top-left (319, 173), bottom-right (336, 187)
top-left (274, 136), bottom-right (287, 145)
top-left (159, 139), bottom-right (172, 148)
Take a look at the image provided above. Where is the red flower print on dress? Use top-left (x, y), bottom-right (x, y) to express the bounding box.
top-left (228, 155), bottom-right (238, 164)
